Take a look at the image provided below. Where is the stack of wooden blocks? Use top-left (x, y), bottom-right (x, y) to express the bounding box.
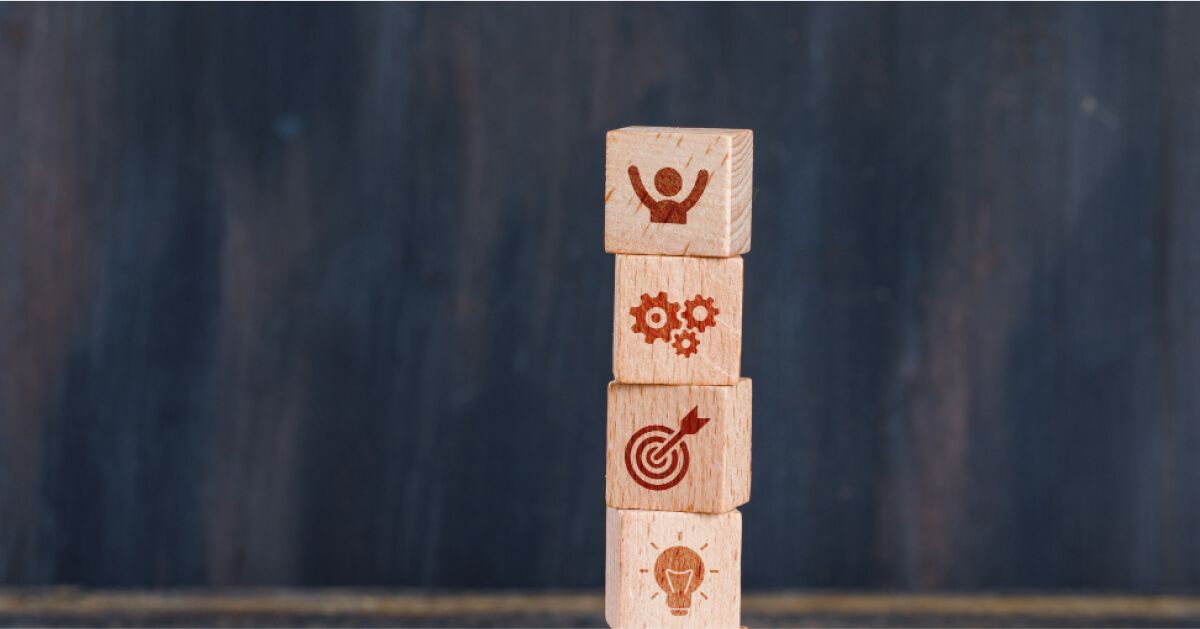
top-left (604, 127), bottom-right (753, 629)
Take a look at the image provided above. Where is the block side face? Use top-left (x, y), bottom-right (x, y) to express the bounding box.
top-left (727, 510), bottom-right (743, 628)
top-left (607, 383), bottom-right (741, 513)
top-left (727, 378), bottom-right (752, 507)
top-left (611, 257), bottom-right (623, 381)
top-left (608, 509), bottom-right (742, 628)
top-left (605, 382), bottom-right (619, 507)
top-left (613, 255), bottom-right (743, 385)
top-left (605, 508), bottom-right (621, 628)
top-left (728, 131), bottom-right (753, 255)
top-left (605, 128), bottom-right (749, 257)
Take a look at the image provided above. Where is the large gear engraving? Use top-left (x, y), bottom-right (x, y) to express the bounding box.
top-left (629, 292), bottom-right (683, 345)
top-left (681, 294), bottom-right (719, 332)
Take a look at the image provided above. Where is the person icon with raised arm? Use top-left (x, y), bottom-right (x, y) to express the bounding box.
top-left (627, 165), bottom-right (710, 224)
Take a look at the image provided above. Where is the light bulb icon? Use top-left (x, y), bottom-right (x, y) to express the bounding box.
top-left (653, 546), bottom-right (705, 616)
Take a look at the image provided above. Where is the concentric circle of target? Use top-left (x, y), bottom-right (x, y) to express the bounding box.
top-left (624, 425), bottom-right (691, 491)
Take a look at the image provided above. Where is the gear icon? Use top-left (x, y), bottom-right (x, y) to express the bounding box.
top-left (681, 294), bottom-right (719, 332)
top-left (672, 330), bottom-right (700, 357)
top-left (630, 292), bottom-right (682, 345)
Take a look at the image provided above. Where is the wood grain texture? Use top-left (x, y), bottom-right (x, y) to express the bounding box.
top-left (605, 127), bottom-right (752, 257)
top-left (606, 508), bottom-right (741, 628)
top-left (1, 3), bottom-right (1200, 591)
top-left (615, 255), bottom-right (743, 385)
top-left (606, 380), bottom-right (751, 514)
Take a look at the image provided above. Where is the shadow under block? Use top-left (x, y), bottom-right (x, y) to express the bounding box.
top-left (614, 254), bottom-right (743, 385)
top-left (605, 127), bottom-right (752, 258)
top-left (606, 508), bottom-right (741, 629)
top-left (607, 379), bottom-right (751, 514)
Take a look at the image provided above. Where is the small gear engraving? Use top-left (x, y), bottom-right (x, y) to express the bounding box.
top-left (681, 294), bottom-right (719, 332)
top-left (672, 330), bottom-right (700, 358)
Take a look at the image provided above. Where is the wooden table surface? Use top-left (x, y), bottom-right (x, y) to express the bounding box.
top-left (4, 590), bottom-right (1200, 628)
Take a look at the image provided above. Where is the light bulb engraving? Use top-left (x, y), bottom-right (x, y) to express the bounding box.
top-left (664, 568), bottom-right (697, 615)
top-left (655, 546), bottom-right (703, 616)
top-left (642, 533), bottom-right (721, 618)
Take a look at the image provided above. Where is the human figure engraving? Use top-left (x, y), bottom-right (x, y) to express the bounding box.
top-left (627, 165), bottom-right (710, 224)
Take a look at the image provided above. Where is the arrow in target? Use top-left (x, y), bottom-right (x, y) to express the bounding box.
top-left (625, 407), bottom-right (712, 491)
top-left (649, 407), bottom-right (711, 464)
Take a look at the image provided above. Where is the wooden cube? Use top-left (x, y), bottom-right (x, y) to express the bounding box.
top-left (605, 127), bottom-right (752, 258)
top-left (606, 507), bottom-right (741, 629)
top-left (614, 254), bottom-right (742, 385)
top-left (607, 380), bottom-right (751, 513)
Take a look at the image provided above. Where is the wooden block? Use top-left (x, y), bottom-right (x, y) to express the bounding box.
top-left (606, 507), bottom-right (741, 629)
top-left (614, 254), bottom-right (742, 385)
top-left (605, 127), bottom-right (752, 258)
top-left (607, 379), bottom-right (751, 513)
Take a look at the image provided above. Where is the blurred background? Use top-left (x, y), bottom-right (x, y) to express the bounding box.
top-left (1, 3), bottom-right (1198, 594)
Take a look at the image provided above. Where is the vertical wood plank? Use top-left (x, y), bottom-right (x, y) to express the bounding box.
top-left (0, 3), bottom-right (1197, 590)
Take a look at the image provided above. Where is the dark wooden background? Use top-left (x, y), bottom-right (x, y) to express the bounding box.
top-left (1, 3), bottom-right (1198, 591)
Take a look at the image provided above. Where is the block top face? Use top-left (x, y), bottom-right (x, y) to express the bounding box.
top-left (605, 127), bottom-right (752, 258)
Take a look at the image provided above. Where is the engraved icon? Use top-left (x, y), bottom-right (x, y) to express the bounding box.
top-left (639, 533), bottom-right (720, 618)
top-left (630, 292), bottom-right (719, 358)
top-left (624, 407), bottom-right (711, 491)
top-left (628, 165), bottom-right (710, 224)
top-left (657, 546), bottom-right (703, 616)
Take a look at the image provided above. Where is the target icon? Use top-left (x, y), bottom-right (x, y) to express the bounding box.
top-left (624, 407), bottom-right (711, 491)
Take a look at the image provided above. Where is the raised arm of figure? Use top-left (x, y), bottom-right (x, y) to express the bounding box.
top-left (680, 170), bottom-right (710, 212)
top-left (627, 166), bottom-right (657, 210)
